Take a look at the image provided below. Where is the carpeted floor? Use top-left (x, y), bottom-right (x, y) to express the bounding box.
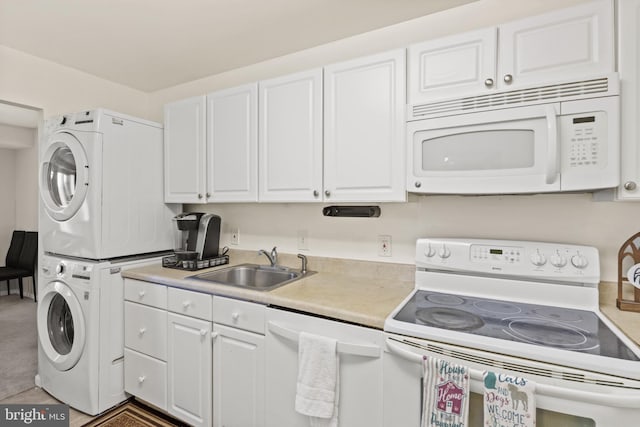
top-left (0, 293), bottom-right (38, 401)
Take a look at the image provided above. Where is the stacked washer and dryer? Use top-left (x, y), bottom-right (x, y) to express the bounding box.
top-left (36, 109), bottom-right (178, 415)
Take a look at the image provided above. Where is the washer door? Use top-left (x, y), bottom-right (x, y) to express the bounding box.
top-left (38, 280), bottom-right (86, 371)
top-left (40, 131), bottom-right (90, 221)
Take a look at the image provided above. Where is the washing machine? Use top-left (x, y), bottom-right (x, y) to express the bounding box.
top-left (36, 253), bottom-right (165, 415)
top-left (39, 109), bottom-right (178, 259)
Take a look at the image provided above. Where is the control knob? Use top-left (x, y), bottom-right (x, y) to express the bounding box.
top-left (424, 244), bottom-right (436, 258)
top-left (550, 251), bottom-right (567, 268)
top-left (55, 263), bottom-right (66, 276)
top-left (530, 249), bottom-right (546, 267)
top-left (571, 253), bottom-right (589, 269)
top-left (438, 245), bottom-right (451, 259)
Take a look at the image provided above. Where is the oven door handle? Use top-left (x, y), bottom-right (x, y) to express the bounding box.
top-left (385, 338), bottom-right (640, 409)
top-left (268, 321), bottom-right (381, 358)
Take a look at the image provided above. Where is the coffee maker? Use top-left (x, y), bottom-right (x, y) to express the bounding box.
top-left (173, 212), bottom-right (222, 260)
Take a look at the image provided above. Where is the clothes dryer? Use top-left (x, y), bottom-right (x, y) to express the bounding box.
top-left (39, 109), bottom-right (177, 259)
top-left (35, 253), bottom-right (166, 415)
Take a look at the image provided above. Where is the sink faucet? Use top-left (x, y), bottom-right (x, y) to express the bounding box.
top-left (258, 246), bottom-right (278, 267)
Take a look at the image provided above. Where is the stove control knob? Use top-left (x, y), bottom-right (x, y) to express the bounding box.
top-left (550, 251), bottom-right (567, 268)
top-left (571, 253), bottom-right (589, 269)
top-left (530, 250), bottom-right (546, 267)
top-left (424, 244), bottom-right (436, 258)
top-left (55, 263), bottom-right (66, 276)
top-left (438, 245), bottom-right (451, 259)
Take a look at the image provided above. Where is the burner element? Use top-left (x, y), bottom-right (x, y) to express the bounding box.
top-left (531, 307), bottom-right (584, 322)
top-left (506, 318), bottom-right (592, 349)
top-left (425, 293), bottom-right (465, 306)
top-left (473, 300), bottom-right (522, 315)
top-left (416, 307), bottom-right (484, 331)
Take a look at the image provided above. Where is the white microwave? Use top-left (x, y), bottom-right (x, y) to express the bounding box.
top-left (407, 96), bottom-right (619, 194)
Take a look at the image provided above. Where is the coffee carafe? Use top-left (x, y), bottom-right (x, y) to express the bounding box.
top-left (173, 212), bottom-right (221, 260)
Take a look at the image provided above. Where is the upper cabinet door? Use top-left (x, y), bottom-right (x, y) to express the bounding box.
top-left (408, 28), bottom-right (498, 106)
top-left (324, 49), bottom-right (406, 202)
top-left (498, 0), bottom-right (614, 90)
top-left (164, 96), bottom-right (207, 204)
top-left (258, 69), bottom-right (323, 202)
top-left (207, 84), bottom-right (258, 202)
top-left (617, 0), bottom-right (640, 200)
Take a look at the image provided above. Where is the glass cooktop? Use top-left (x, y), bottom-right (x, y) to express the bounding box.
top-left (392, 290), bottom-right (640, 361)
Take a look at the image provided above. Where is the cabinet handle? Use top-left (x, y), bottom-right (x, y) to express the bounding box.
top-left (138, 327), bottom-right (146, 336)
top-left (200, 329), bottom-right (207, 337)
top-left (484, 78), bottom-right (494, 87)
top-left (624, 181), bottom-right (637, 191)
top-left (138, 376), bottom-right (146, 384)
top-left (503, 74), bottom-right (513, 84)
top-left (183, 301), bottom-right (191, 309)
top-left (231, 312), bottom-right (240, 322)
top-left (313, 190), bottom-right (319, 197)
top-left (197, 193), bottom-right (203, 199)
top-left (206, 192), bottom-right (211, 198)
top-left (211, 331), bottom-right (219, 340)
top-left (138, 290), bottom-right (145, 298)
top-left (324, 190), bottom-right (331, 197)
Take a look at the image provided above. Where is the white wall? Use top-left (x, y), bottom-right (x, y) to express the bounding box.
top-left (152, 0), bottom-right (639, 282)
top-left (0, 148), bottom-right (17, 263)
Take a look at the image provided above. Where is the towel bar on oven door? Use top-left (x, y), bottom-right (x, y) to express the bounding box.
top-left (267, 321), bottom-right (381, 358)
top-left (385, 337), bottom-right (640, 409)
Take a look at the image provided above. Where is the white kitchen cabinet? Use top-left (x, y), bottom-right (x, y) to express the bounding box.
top-left (212, 296), bottom-right (266, 427)
top-left (616, 0), bottom-right (640, 200)
top-left (213, 324), bottom-right (265, 427)
top-left (258, 69), bottom-right (323, 202)
top-left (264, 307), bottom-right (384, 427)
top-left (164, 84), bottom-right (258, 203)
top-left (408, 0), bottom-right (614, 116)
top-left (167, 312), bottom-right (212, 427)
top-left (164, 96), bottom-right (207, 203)
top-left (324, 49), bottom-right (406, 202)
top-left (207, 84), bottom-right (258, 202)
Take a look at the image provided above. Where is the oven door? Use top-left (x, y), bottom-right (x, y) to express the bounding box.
top-left (407, 103), bottom-right (560, 194)
top-left (383, 333), bottom-right (640, 427)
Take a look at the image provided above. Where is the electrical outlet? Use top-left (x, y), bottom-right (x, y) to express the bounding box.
top-left (378, 235), bottom-right (392, 257)
top-left (231, 228), bottom-right (240, 245)
top-left (297, 230), bottom-right (309, 250)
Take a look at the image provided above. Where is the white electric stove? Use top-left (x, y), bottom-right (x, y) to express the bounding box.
top-left (385, 238), bottom-right (640, 381)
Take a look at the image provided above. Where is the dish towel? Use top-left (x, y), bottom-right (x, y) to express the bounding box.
top-left (483, 371), bottom-right (536, 427)
top-left (422, 356), bottom-right (470, 427)
top-left (295, 331), bottom-right (340, 427)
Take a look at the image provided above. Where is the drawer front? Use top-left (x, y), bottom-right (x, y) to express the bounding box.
top-left (213, 296), bottom-right (265, 334)
top-left (168, 287), bottom-right (212, 321)
top-left (124, 279), bottom-right (167, 309)
top-left (124, 348), bottom-right (167, 410)
top-left (125, 302), bottom-right (167, 360)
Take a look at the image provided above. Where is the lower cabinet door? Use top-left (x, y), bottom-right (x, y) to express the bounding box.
top-left (167, 313), bottom-right (212, 427)
top-left (213, 323), bottom-right (265, 427)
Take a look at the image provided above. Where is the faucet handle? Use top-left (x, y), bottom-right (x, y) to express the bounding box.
top-left (297, 253), bottom-right (308, 274)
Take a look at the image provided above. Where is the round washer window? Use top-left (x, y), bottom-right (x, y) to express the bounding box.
top-left (46, 146), bottom-right (77, 209)
top-left (47, 293), bottom-right (75, 355)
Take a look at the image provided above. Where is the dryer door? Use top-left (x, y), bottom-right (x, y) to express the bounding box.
top-left (40, 131), bottom-right (90, 221)
top-left (37, 280), bottom-right (86, 371)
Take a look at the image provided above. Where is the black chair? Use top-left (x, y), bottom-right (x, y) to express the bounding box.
top-left (0, 231), bottom-right (38, 301)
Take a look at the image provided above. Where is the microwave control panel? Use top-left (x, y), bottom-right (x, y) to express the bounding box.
top-left (561, 111), bottom-right (607, 170)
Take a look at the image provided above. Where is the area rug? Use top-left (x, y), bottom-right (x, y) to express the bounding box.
top-left (82, 400), bottom-right (186, 427)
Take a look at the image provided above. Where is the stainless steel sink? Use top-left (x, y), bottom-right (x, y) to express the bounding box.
top-left (189, 263), bottom-right (314, 291)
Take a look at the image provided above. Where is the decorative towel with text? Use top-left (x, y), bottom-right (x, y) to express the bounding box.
top-left (483, 372), bottom-right (536, 427)
top-left (422, 356), bottom-right (470, 427)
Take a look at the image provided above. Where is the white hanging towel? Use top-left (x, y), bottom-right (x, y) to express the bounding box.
top-left (483, 371), bottom-right (536, 427)
top-left (295, 331), bottom-right (340, 427)
top-left (422, 356), bottom-right (470, 427)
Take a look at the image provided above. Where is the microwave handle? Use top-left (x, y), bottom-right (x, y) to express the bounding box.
top-left (545, 105), bottom-right (558, 184)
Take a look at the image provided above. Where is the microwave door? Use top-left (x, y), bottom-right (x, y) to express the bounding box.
top-left (408, 104), bottom-right (561, 194)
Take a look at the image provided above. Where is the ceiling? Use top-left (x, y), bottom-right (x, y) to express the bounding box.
top-left (0, 0), bottom-right (476, 93)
